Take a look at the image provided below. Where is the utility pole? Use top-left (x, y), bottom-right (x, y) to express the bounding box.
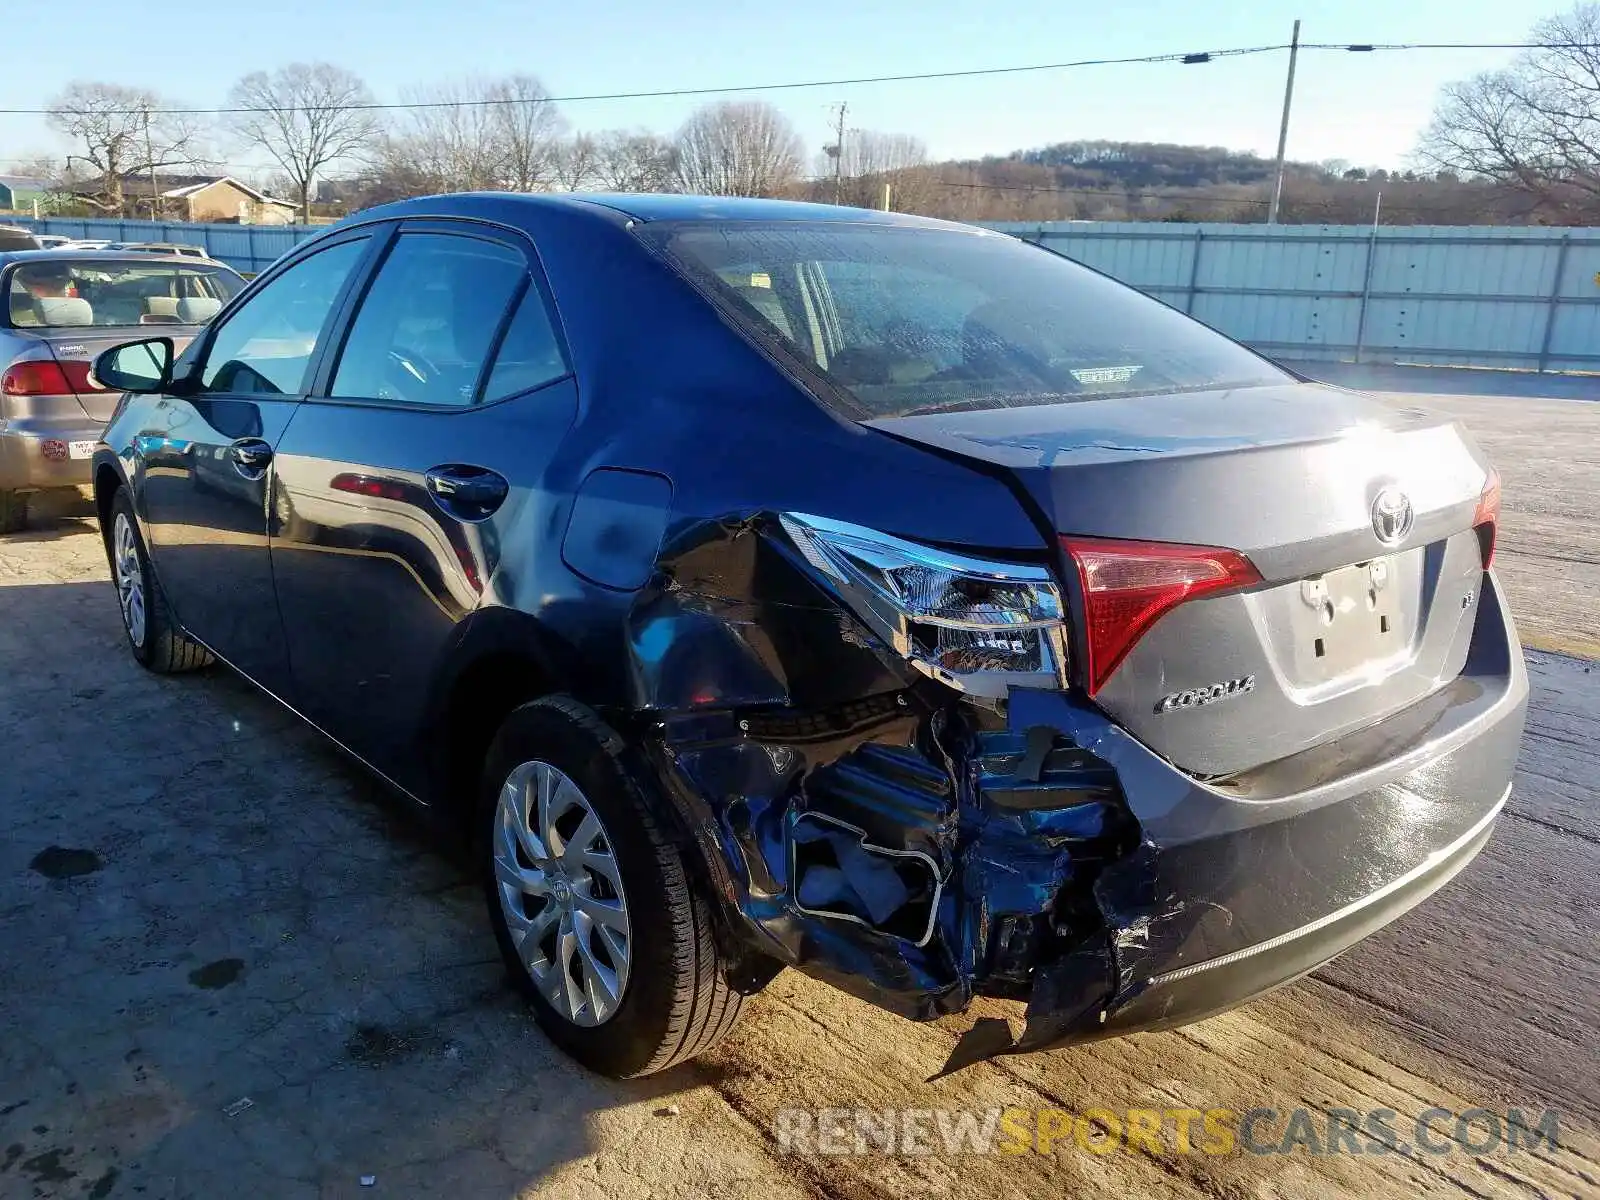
top-left (142, 105), bottom-right (160, 221)
top-left (1267, 19), bottom-right (1301, 225)
top-left (831, 102), bottom-right (847, 205)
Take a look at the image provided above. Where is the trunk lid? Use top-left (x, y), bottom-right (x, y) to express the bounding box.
top-left (34, 328), bottom-right (200, 421)
top-left (868, 381), bottom-right (1495, 776)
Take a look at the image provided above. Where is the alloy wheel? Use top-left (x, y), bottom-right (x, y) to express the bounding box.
top-left (112, 512), bottom-right (147, 648)
top-left (493, 760), bottom-right (632, 1026)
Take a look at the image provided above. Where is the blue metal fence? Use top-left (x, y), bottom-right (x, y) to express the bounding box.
top-left (14, 215), bottom-right (1596, 372)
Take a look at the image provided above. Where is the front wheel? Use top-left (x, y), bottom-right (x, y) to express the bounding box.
top-left (480, 697), bottom-right (744, 1077)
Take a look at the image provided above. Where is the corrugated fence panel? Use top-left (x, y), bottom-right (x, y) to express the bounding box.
top-left (12, 215), bottom-right (1600, 373)
top-left (992, 220), bottom-right (1600, 372)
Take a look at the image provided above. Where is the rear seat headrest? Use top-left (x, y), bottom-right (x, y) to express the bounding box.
top-left (177, 297), bottom-right (222, 323)
top-left (34, 297), bottom-right (93, 326)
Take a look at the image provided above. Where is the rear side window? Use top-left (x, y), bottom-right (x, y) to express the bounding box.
top-left (331, 232), bottom-right (535, 408)
top-left (645, 222), bottom-right (1288, 420)
top-left (482, 287), bottom-right (566, 402)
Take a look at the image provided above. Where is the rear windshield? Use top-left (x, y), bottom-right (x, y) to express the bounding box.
top-left (7, 259), bottom-right (241, 329)
top-left (646, 222), bottom-right (1288, 419)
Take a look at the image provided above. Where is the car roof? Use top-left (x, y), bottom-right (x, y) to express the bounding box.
top-left (343, 191), bottom-right (980, 234)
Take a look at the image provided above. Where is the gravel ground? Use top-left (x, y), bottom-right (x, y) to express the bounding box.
top-left (0, 384), bottom-right (1595, 1199)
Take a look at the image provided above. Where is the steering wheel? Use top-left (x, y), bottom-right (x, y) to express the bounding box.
top-left (383, 345), bottom-right (442, 403)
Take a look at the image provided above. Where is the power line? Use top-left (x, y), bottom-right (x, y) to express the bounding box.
top-left (0, 39), bottom-right (1580, 118)
top-left (0, 46), bottom-right (1288, 117)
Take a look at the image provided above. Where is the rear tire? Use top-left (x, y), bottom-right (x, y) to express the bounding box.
top-left (0, 489), bottom-right (27, 535)
top-left (106, 488), bottom-right (213, 674)
top-left (480, 696), bottom-right (744, 1077)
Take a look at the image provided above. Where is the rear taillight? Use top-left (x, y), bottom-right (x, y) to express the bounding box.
top-left (2, 360), bottom-right (74, 396)
top-left (0, 358), bottom-right (99, 396)
top-left (1472, 468), bottom-right (1501, 568)
top-left (1060, 536), bottom-right (1262, 696)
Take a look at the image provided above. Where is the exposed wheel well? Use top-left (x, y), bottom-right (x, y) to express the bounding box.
top-left (437, 652), bottom-right (555, 833)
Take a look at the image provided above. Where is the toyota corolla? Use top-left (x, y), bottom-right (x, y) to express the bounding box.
top-left (88, 194), bottom-right (1526, 1079)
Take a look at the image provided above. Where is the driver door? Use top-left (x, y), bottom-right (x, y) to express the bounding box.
top-left (137, 232), bottom-right (377, 696)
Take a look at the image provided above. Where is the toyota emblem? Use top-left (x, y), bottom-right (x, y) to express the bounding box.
top-left (1371, 487), bottom-right (1414, 545)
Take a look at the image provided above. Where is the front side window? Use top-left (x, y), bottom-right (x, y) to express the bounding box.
top-left (330, 233), bottom-right (531, 408)
top-left (199, 238), bottom-right (367, 396)
top-left (7, 259), bottom-right (243, 330)
top-left (645, 222), bottom-right (1289, 420)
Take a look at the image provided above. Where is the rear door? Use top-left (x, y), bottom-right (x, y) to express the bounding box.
top-left (271, 220), bottom-right (576, 793)
top-left (136, 233), bottom-right (375, 695)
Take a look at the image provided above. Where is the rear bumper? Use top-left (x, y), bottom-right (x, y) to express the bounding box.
top-left (1003, 570), bottom-right (1528, 1050)
top-left (0, 414), bottom-right (101, 491)
top-left (1099, 785), bottom-right (1505, 1035)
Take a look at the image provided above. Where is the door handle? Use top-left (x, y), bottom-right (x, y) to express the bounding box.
top-left (425, 466), bottom-right (508, 518)
top-left (229, 438), bottom-right (273, 477)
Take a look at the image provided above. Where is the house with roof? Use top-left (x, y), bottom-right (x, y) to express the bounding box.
top-left (157, 176), bottom-right (300, 224)
top-left (66, 174), bottom-right (301, 223)
top-left (0, 175), bottom-right (52, 215)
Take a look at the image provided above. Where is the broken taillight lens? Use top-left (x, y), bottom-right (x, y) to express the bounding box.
top-left (1472, 468), bottom-right (1501, 568)
top-left (1060, 536), bottom-right (1262, 696)
top-left (780, 513), bottom-right (1067, 700)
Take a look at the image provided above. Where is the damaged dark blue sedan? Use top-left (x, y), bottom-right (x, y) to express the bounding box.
top-left (88, 194), bottom-right (1527, 1079)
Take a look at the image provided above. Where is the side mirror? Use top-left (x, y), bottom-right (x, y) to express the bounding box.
top-left (93, 337), bottom-right (174, 394)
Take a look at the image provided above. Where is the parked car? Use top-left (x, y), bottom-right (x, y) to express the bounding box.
top-left (1, 250), bottom-right (243, 531)
top-left (0, 225), bottom-right (42, 251)
top-left (88, 194), bottom-right (1526, 1080)
top-left (59, 240), bottom-right (112, 251)
top-left (33, 234), bottom-right (72, 250)
top-left (107, 241), bottom-right (212, 259)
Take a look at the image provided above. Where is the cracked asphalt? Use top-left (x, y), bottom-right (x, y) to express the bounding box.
top-left (1, 384), bottom-right (1597, 1198)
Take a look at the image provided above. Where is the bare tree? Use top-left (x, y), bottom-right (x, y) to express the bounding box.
top-left (674, 101), bottom-right (804, 197)
top-left (592, 130), bottom-right (677, 192)
top-left (379, 74), bottom-right (565, 196)
top-left (388, 80), bottom-right (506, 193)
top-left (493, 75), bottom-right (566, 192)
top-left (1419, 3), bottom-right (1600, 220)
top-left (229, 64), bottom-right (379, 222)
top-left (821, 130), bottom-right (933, 211)
top-left (550, 135), bottom-right (598, 190)
top-left (46, 83), bottom-right (208, 214)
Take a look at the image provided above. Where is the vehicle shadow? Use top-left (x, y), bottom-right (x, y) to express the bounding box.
top-left (1299, 360), bottom-right (1600, 401)
top-left (6, 487), bottom-right (100, 544)
top-left (0, 579), bottom-right (704, 1197)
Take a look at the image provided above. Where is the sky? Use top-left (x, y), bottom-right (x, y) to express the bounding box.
top-left (0, 0), bottom-right (1543, 181)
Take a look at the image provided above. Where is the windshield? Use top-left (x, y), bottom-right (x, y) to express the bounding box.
top-left (647, 221), bottom-right (1288, 419)
top-left (7, 259), bottom-right (241, 329)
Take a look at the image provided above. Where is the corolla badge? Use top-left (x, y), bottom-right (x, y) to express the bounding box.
top-left (1371, 487), bottom-right (1414, 545)
top-left (1156, 675), bottom-right (1255, 714)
